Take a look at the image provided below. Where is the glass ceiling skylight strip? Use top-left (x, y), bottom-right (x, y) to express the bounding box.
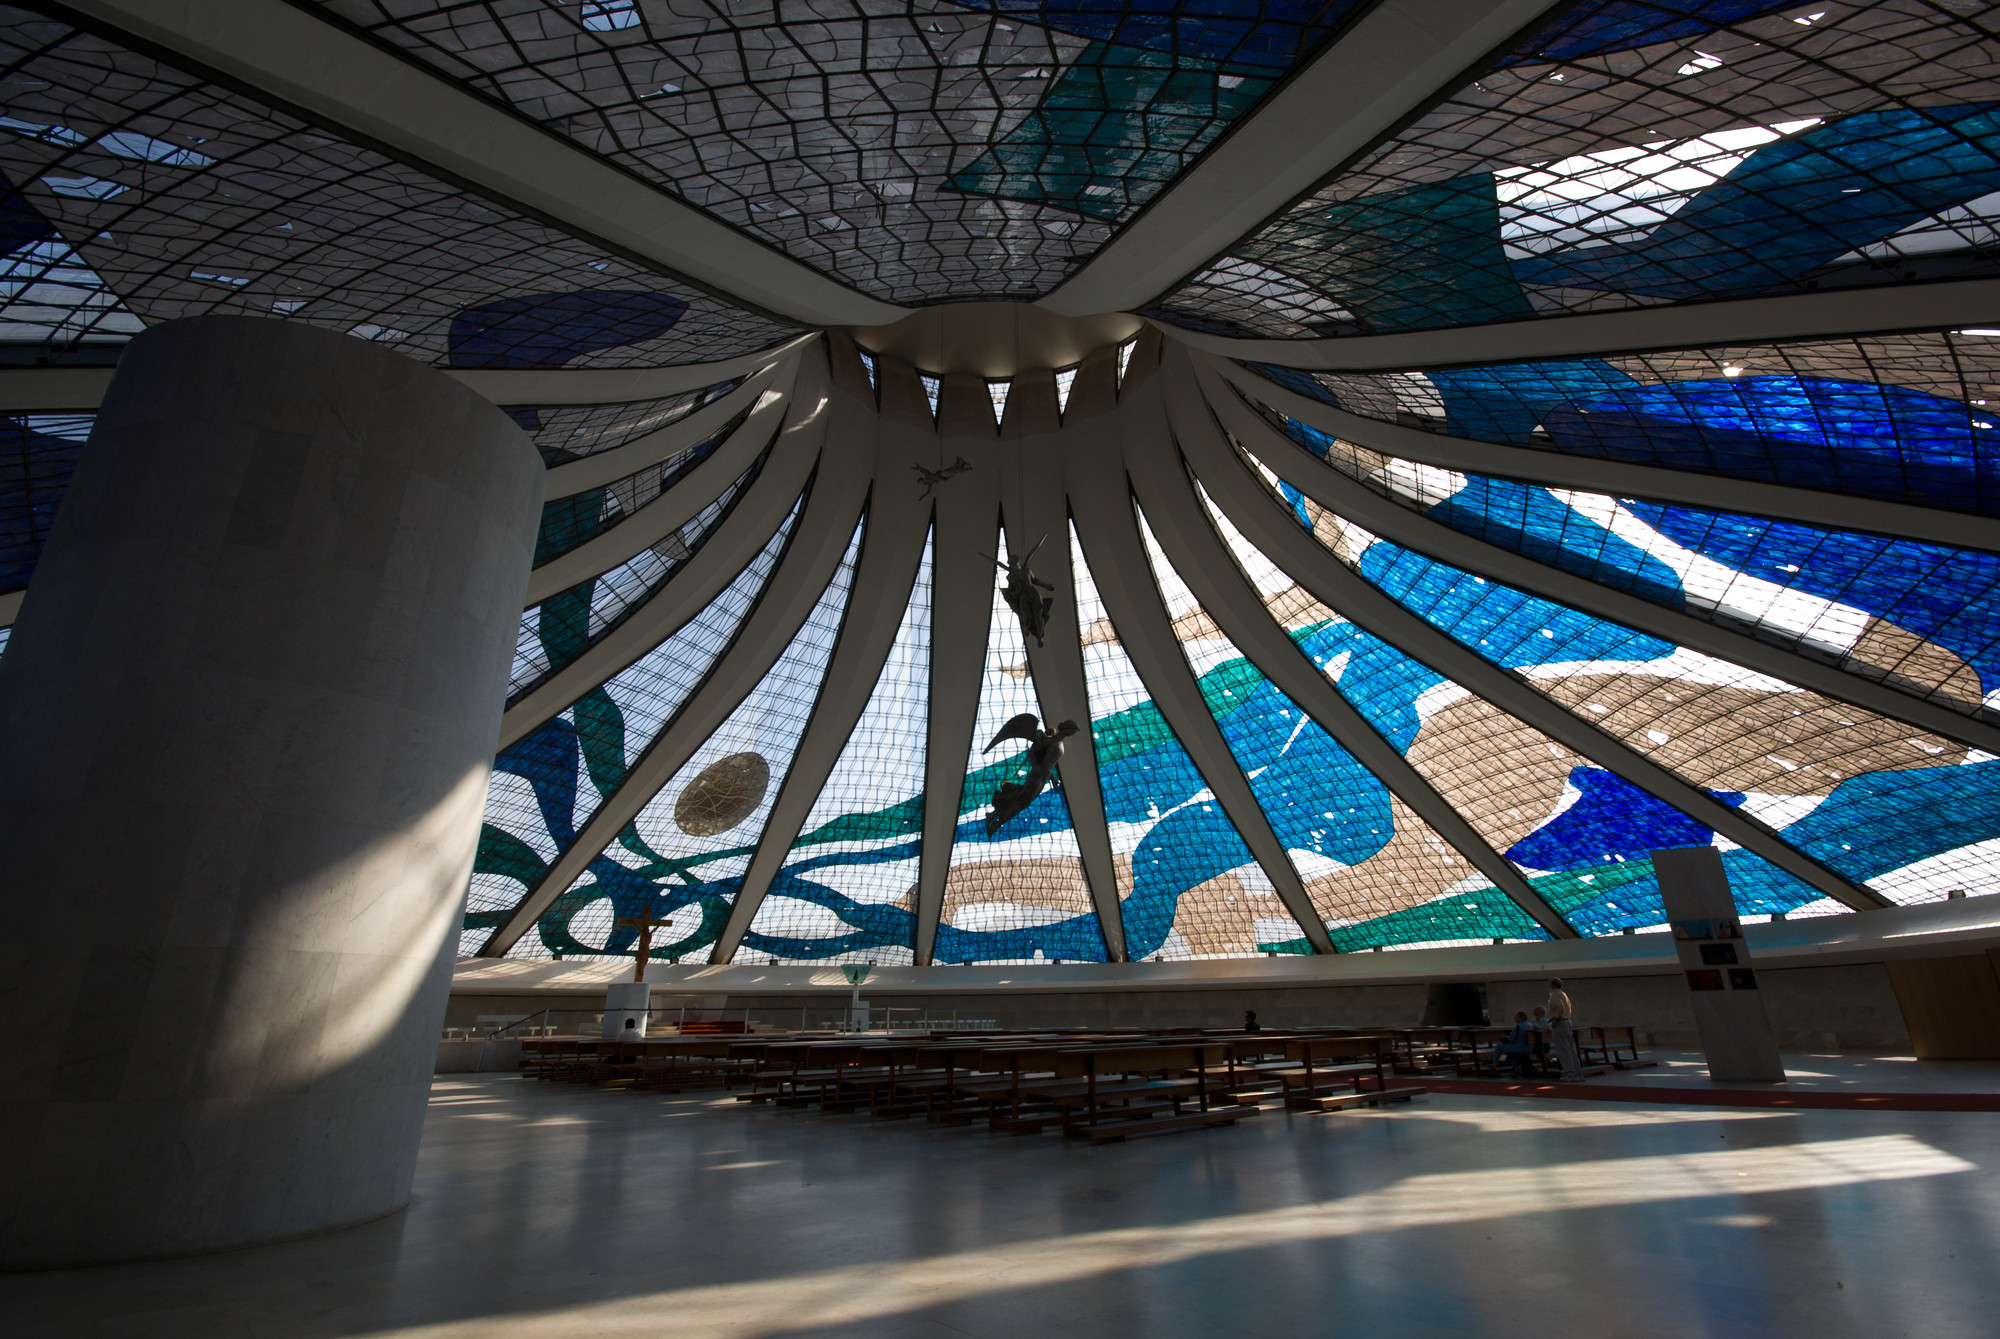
top-left (0, 412), bottom-right (92, 594)
top-left (940, 529), bottom-right (1107, 965)
top-left (469, 497), bottom-right (808, 945)
top-left (1265, 407), bottom-right (2000, 718)
top-left (314, 0), bottom-right (1369, 303)
top-left (1131, 511), bottom-right (1525, 949)
top-left (1189, 491), bottom-right (1574, 940)
top-left (740, 530), bottom-right (934, 966)
top-left (530, 407), bottom-right (755, 568)
top-left (507, 467), bottom-right (797, 703)
top-left (514, 382), bottom-right (738, 464)
top-left (1265, 470), bottom-right (1994, 913)
top-left (502, 514), bottom-right (865, 961)
top-left (1157, 2), bottom-right (2000, 338)
top-left (0, 14), bottom-right (790, 365)
top-left (1249, 331), bottom-right (2000, 518)
top-left (1070, 525), bottom-right (1306, 960)
top-left (1198, 482), bottom-right (1827, 934)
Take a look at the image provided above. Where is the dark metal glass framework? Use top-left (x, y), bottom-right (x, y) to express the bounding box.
top-left (4, 1), bottom-right (1998, 966)
top-left (1159, 0), bottom-right (2000, 336)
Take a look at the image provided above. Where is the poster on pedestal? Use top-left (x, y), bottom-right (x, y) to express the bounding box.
top-left (1653, 847), bottom-right (1785, 1083)
top-left (603, 981), bottom-right (653, 1039)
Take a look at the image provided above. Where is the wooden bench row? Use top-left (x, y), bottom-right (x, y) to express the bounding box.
top-left (518, 1028), bottom-right (1433, 1140)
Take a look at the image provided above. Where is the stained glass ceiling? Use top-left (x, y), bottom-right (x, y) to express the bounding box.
top-left (315, 0), bottom-right (1372, 303)
top-left (5, 1), bottom-right (2000, 966)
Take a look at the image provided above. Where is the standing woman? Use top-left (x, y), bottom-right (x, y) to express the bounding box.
top-left (1547, 978), bottom-right (1586, 1083)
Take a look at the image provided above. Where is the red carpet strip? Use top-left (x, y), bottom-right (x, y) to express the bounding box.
top-left (1419, 1078), bottom-right (2000, 1112)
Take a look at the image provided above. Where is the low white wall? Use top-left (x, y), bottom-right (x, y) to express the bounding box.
top-left (436, 1038), bottom-right (523, 1073)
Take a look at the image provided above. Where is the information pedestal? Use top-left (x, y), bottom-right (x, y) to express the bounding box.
top-left (1654, 846), bottom-right (1785, 1083)
top-left (604, 982), bottom-right (653, 1038)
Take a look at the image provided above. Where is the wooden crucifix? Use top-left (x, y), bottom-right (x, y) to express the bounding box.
top-left (616, 914), bottom-right (677, 983)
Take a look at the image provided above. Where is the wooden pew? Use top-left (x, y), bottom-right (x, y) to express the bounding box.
top-left (1276, 1036), bottom-right (1424, 1111)
top-left (1578, 1025), bottom-right (1653, 1070)
top-left (1202, 1033), bottom-right (1301, 1105)
top-left (1387, 1027), bottom-right (1467, 1076)
top-left (962, 1043), bottom-right (1084, 1132)
top-left (630, 1038), bottom-right (758, 1091)
top-left (1037, 1042), bottom-right (1254, 1141)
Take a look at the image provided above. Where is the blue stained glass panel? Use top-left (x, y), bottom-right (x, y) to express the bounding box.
top-left (0, 414), bottom-right (93, 593)
top-left (1075, 526), bottom-right (1306, 958)
top-left (1547, 376), bottom-right (2000, 516)
top-left (943, 1), bottom-right (1364, 69)
top-left (940, 529), bottom-right (1109, 963)
top-left (741, 533), bottom-right (934, 964)
top-left (510, 517), bottom-right (865, 961)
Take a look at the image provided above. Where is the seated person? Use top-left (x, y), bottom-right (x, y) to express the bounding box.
top-left (1492, 1012), bottom-right (1538, 1075)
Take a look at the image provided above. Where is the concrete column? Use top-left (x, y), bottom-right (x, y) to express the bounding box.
top-left (0, 317), bottom-right (543, 1269)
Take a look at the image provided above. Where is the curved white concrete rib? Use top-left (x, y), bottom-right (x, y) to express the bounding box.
top-left (1159, 278), bottom-right (2000, 370)
top-left (912, 359), bottom-right (1003, 966)
top-left (0, 339), bottom-right (820, 416)
top-left (480, 386), bottom-right (876, 958)
top-left (1012, 349), bottom-right (1131, 961)
top-left (525, 381), bottom-right (794, 606)
top-left (446, 337), bottom-right (820, 406)
top-left (1198, 360), bottom-right (2000, 758)
top-left (1180, 399), bottom-right (1891, 915)
top-left (1210, 356), bottom-right (2000, 555)
top-left (496, 388), bottom-right (825, 751)
top-left (1142, 359), bottom-right (1577, 939)
top-left (543, 359), bottom-right (794, 499)
top-left (1042, 0), bottom-right (1566, 317)
top-left (0, 367), bottom-right (112, 412)
top-left (1068, 369), bottom-right (1338, 954)
top-left (710, 346), bottom-right (928, 964)
top-left (64, 2), bottom-right (900, 326)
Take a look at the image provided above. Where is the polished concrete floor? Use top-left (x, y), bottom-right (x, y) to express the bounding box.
top-left (1570, 1048), bottom-right (2000, 1094)
top-left (9, 1064), bottom-right (2000, 1339)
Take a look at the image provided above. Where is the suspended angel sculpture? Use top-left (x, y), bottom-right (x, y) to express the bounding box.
top-left (912, 456), bottom-right (971, 499)
top-left (989, 534), bottom-right (1055, 647)
top-left (983, 713), bottom-right (1078, 835)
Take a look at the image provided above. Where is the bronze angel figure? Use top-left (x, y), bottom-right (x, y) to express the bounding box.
top-left (911, 455), bottom-right (971, 500)
top-left (983, 712), bottom-right (1077, 835)
top-left (991, 535), bottom-right (1056, 647)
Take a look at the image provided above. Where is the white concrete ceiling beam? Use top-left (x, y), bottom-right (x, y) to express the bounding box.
top-left (900, 357), bottom-right (1000, 965)
top-left (1043, 0), bottom-right (1568, 316)
top-left (710, 356), bottom-right (927, 964)
top-left (525, 380), bottom-right (792, 605)
top-left (1141, 358), bottom-right (1578, 939)
top-left (0, 368), bottom-right (112, 412)
top-left (1199, 360), bottom-right (2000, 757)
top-left (1212, 356), bottom-right (2000, 554)
top-left (479, 380), bottom-right (874, 957)
top-left (60, 3), bottom-right (900, 326)
top-left (1011, 348), bottom-right (1131, 961)
top-left (543, 358), bottom-right (793, 499)
top-left (1181, 404), bottom-right (1894, 915)
top-left (0, 337), bottom-right (817, 414)
top-left (496, 380), bottom-right (826, 751)
top-left (446, 337), bottom-right (818, 404)
top-left (1163, 279), bottom-right (2000, 370)
top-left (1068, 368), bottom-right (1338, 954)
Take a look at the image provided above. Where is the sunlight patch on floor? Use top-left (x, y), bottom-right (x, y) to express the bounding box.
top-left (364, 1134), bottom-right (1972, 1339)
